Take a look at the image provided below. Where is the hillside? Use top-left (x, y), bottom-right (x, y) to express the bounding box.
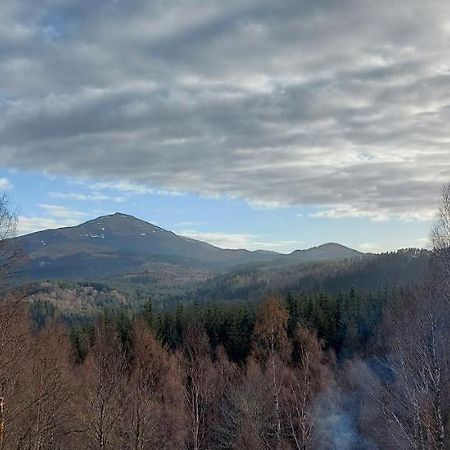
top-left (12, 213), bottom-right (364, 282)
top-left (175, 248), bottom-right (431, 304)
top-left (256, 242), bottom-right (363, 269)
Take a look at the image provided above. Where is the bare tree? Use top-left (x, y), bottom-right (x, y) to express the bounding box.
top-left (371, 290), bottom-right (449, 450)
top-left (122, 320), bottom-right (185, 450)
top-left (367, 185), bottom-right (450, 450)
top-left (282, 327), bottom-right (332, 450)
top-left (218, 359), bottom-right (273, 450)
top-left (0, 195), bottom-right (19, 288)
top-left (181, 326), bottom-right (217, 450)
top-left (432, 184), bottom-right (450, 251)
top-left (0, 296), bottom-right (30, 450)
top-left (431, 183), bottom-right (450, 304)
top-left (252, 295), bottom-right (290, 449)
top-left (77, 325), bottom-right (126, 450)
top-left (7, 325), bottom-right (79, 450)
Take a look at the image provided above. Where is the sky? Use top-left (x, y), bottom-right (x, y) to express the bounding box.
top-left (1, 0), bottom-right (449, 253)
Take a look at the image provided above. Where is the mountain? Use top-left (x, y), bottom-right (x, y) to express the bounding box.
top-left (12, 212), bottom-right (364, 282)
top-left (289, 242), bottom-right (362, 261)
top-left (261, 242), bottom-right (363, 269)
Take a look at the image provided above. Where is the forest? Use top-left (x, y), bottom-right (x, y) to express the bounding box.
top-left (0, 185), bottom-right (449, 450)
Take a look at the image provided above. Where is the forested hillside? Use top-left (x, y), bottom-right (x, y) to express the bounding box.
top-left (181, 249), bottom-right (429, 304)
top-left (21, 247), bottom-right (427, 317)
top-left (0, 187), bottom-right (449, 450)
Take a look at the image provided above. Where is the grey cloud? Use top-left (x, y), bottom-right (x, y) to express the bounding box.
top-left (1, 0), bottom-right (450, 219)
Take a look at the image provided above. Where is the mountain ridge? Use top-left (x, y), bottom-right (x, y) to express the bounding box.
top-left (12, 212), bottom-right (364, 281)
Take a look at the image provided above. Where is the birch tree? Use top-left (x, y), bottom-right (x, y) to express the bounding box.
top-left (10, 326), bottom-right (78, 450)
top-left (77, 325), bottom-right (126, 450)
top-left (0, 197), bottom-right (27, 449)
top-left (122, 320), bottom-right (185, 450)
top-left (181, 326), bottom-right (216, 450)
top-left (252, 295), bottom-right (290, 449)
top-left (0, 195), bottom-right (18, 287)
top-left (282, 327), bottom-right (332, 450)
top-left (0, 298), bottom-right (29, 450)
top-left (371, 185), bottom-right (450, 449)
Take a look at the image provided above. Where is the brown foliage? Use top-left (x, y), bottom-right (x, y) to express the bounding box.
top-left (282, 327), bottom-right (333, 450)
top-left (216, 358), bottom-right (273, 450)
top-left (252, 295), bottom-right (291, 449)
top-left (76, 325), bottom-right (126, 450)
top-left (371, 290), bottom-right (450, 450)
top-left (366, 185), bottom-right (450, 449)
top-left (0, 298), bottom-right (78, 450)
top-left (121, 320), bottom-right (185, 449)
top-left (0, 195), bottom-right (19, 287)
top-left (0, 297), bottom-right (30, 450)
top-left (181, 325), bottom-right (218, 450)
top-left (253, 295), bottom-right (290, 363)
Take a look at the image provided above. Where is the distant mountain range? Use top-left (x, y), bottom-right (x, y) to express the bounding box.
top-left (12, 213), bottom-right (432, 313)
top-left (12, 212), bottom-right (363, 281)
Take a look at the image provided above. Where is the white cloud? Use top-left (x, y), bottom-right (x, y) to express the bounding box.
top-left (412, 237), bottom-right (431, 249)
top-left (38, 203), bottom-right (89, 220)
top-left (357, 242), bottom-right (381, 252)
top-left (0, 0), bottom-right (449, 220)
top-left (357, 237), bottom-right (430, 253)
top-left (0, 177), bottom-right (12, 190)
top-left (17, 216), bottom-right (80, 235)
top-left (92, 181), bottom-right (155, 195)
top-left (50, 191), bottom-right (126, 202)
top-left (182, 231), bottom-right (258, 249)
top-left (91, 180), bottom-right (183, 197)
top-left (311, 205), bottom-right (436, 222)
top-left (180, 229), bottom-right (303, 252)
top-left (17, 204), bottom-right (90, 235)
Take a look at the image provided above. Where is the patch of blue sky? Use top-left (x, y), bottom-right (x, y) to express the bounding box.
top-left (0, 168), bottom-right (432, 252)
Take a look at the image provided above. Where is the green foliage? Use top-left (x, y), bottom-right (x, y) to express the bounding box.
top-left (129, 286), bottom-right (396, 360)
top-left (69, 324), bottom-right (95, 364)
top-left (61, 285), bottom-right (406, 362)
top-left (29, 299), bottom-right (57, 330)
top-left (283, 287), bottom-right (398, 356)
top-left (142, 298), bottom-right (154, 328)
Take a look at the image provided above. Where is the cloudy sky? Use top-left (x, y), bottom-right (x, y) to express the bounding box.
top-left (1, 0), bottom-right (449, 252)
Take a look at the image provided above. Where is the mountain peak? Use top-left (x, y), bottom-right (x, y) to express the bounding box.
top-left (80, 212), bottom-right (167, 235)
top-left (316, 242), bottom-right (355, 250)
top-left (287, 242), bottom-right (362, 264)
top-left (13, 212), bottom-right (365, 281)
top-left (100, 212), bottom-right (141, 220)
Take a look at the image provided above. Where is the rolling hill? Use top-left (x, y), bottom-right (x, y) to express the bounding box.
top-left (176, 248), bottom-right (431, 304)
